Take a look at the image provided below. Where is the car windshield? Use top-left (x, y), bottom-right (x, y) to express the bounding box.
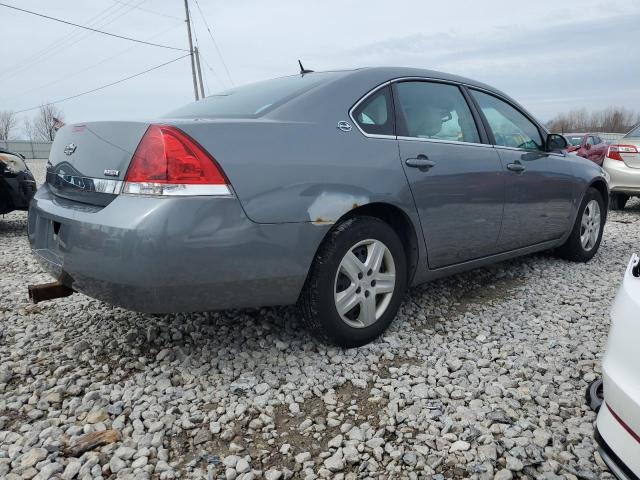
top-left (567, 136), bottom-right (583, 146)
top-left (625, 125), bottom-right (640, 138)
top-left (165, 72), bottom-right (342, 118)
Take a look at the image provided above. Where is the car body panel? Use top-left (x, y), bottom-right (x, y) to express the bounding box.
top-left (28, 184), bottom-right (331, 312)
top-left (495, 148), bottom-right (575, 250)
top-left (603, 138), bottom-right (640, 195)
top-left (398, 138), bottom-right (504, 268)
top-left (597, 254), bottom-right (640, 478)
top-left (28, 66), bottom-right (609, 313)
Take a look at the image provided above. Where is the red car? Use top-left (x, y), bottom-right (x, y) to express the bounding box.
top-left (565, 133), bottom-right (609, 165)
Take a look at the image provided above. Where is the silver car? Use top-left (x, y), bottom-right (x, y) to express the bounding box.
top-left (604, 124), bottom-right (640, 210)
top-left (28, 67), bottom-right (608, 347)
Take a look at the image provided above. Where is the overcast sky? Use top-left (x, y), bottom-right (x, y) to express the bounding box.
top-left (1, 0), bottom-right (639, 137)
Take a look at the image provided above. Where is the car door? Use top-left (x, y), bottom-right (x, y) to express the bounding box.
top-left (468, 89), bottom-right (575, 251)
top-left (393, 80), bottom-right (504, 269)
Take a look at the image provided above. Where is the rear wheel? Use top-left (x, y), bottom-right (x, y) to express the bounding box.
top-left (557, 187), bottom-right (605, 262)
top-left (299, 216), bottom-right (407, 347)
top-left (609, 193), bottom-right (629, 211)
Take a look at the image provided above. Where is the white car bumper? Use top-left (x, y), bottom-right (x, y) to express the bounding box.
top-left (596, 254), bottom-right (640, 479)
top-left (604, 157), bottom-right (640, 194)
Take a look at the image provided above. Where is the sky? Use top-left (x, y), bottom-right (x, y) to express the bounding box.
top-left (1, 0), bottom-right (639, 138)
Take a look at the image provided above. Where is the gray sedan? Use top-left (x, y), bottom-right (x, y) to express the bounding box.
top-left (28, 67), bottom-right (608, 347)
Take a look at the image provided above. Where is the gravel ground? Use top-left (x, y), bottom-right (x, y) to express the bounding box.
top-left (1, 159), bottom-right (639, 479)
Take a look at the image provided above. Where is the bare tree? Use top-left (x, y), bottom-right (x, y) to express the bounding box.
top-left (549, 107), bottom-right (639, 133)
top-left (0, 110), bottom-right (17, 140)
top-left (31, 104), bottom-right (65, 141)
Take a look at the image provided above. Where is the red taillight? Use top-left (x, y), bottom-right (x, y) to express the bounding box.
top-left (607, 144), bottom-right (638, 161)
top-left (123, 125), bottom-right (230, 196)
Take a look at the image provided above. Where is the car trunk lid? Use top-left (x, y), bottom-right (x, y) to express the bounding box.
top-left (47, 121), bottom-right (149, 206)
top-left (619, 137), bottom-right (640, 168)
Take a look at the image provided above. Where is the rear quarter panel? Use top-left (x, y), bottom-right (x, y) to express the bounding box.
top-left (174, 73), bottom-right (418, 227)
top-left (178, 120), bottom-right (415, 225)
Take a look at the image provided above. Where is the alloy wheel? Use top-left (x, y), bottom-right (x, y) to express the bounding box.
top-left (333, 239), bottom-right (396, 328)
top-left (580, 199), bottom-right (601, 251)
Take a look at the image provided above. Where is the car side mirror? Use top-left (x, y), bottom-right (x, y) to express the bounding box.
top-left (585, 143), bottom-right (591, 150)
top-left (547, 134), bottom-right (568, 153)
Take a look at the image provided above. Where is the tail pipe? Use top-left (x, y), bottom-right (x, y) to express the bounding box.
top-left (28, 281), bottom-right (74, 303)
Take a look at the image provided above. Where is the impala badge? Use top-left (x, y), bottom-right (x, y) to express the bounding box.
top-left (103, 169), bottom-right (120, 177)
top-left (63, 143), bottom-right (77, 155)
top-left (337, 120), bottom-right (352, 132)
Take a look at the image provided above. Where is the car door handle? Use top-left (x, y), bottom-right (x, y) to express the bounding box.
top-left (405, 156), bottom-right (436, 170)
top-left (506, 162), bottom-right (525, 173)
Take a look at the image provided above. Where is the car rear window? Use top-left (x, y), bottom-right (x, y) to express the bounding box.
top-left (625, 125), bottom-right (640, 138)
top-left (165, 72), bottom-right (342, 118)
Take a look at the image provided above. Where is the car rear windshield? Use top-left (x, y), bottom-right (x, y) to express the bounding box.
top-left (165, 72), bottom-right (342, 118)
top-left (625, 125), bottom-right (640, 138)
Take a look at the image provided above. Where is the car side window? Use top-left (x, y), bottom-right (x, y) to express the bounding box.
top-left (587, 136), bottom-right (595, 145)
top-left (394, 81), bottom-right (480, 143)
top-left (352, 86), bottom-right (394, 136)
top-left (471, 90), bottom-right (543, 151)
top-left (593, 136), bottom-right (602, 145)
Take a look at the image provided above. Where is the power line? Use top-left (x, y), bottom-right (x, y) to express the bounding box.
top-left (4, 23), bottom-right (185, 105)
top-left (14, 54), bottom-right (190, 114)
top-left (110, 0), bottom-right (183, 21)
top-left (0, 2), bottom-right (187, 52)
top-left (0, 1), bottom-right (131, 82)
top-left (191, 0), bottom-right (234, 85)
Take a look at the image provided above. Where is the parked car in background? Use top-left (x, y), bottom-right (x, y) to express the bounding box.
top-left (28, 67), bottom-right (609, 346)
top-left (565, 133), bottom-right (609, 165)
top-left (604, 124), bottom-right (640, 210)
top-left (595, 253), bottom-right (640, 480)
top-left (0, 148), bottom-right (37, 215)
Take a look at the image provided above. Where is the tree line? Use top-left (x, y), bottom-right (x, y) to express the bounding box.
top-left (548, 107), bottom-right (640, 134)
top-left (0, 105), bottom-right (65, 142)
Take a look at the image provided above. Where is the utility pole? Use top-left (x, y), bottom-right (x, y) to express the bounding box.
top-left (183, 0), bottom-right (199, 100)
top-left (194, 46), bottom-right (205, 98)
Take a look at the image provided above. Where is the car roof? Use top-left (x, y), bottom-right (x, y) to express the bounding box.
top-left (318, 66), bottom-right (525, 110)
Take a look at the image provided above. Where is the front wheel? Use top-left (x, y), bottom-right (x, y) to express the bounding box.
top-left (556, 187), bottom-right (605, 262)
top-left (299, 216), bottom-right (407, 348)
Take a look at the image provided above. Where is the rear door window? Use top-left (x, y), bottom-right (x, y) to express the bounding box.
top-left (471, 90), bottom-right (543, 151)
top-left (352, 86), bottom-right (394, 136)
top-left (394, 81), bottom-right (480, 143)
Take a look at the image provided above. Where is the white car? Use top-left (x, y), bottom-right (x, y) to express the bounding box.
top-left (604, 124), bottom-right (640, 210)
top-left (596, 253), bottom-right (640, 479)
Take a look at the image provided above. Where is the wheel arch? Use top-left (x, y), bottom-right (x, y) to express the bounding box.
top-left (318, 202), bottom-right (421, 286)
top-left (589, 178), bottom-right (609, 211)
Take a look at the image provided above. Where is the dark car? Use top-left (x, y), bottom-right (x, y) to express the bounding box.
top-left (0, 149), bottom-right (37, 215)
top-left (565, 133), bottom-right (609, 165)
top-left (28, 67), bottom-right (609, 347)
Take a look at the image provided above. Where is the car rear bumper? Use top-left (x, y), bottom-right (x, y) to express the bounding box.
top-left (596, 254), bottom-right (640, 478)
top-left (0, 170), bottom-right (37, 213)
top-left (604, 158), bottom-right (640, 194)
top-left (28, 185), bottom-right (329, 313)
top-left (595, 427), bottom-right (639, 480)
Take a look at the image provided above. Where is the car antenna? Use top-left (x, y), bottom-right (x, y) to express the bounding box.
top-left (298, 59), bottom-right (314, 75)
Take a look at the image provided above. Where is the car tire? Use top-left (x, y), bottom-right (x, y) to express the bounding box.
top-left (299, 216), bottom-right (407, 348)
top-left (609, 193), bottom-right (629, 211)
top-left (556, 187), bottom-right (605, 262)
